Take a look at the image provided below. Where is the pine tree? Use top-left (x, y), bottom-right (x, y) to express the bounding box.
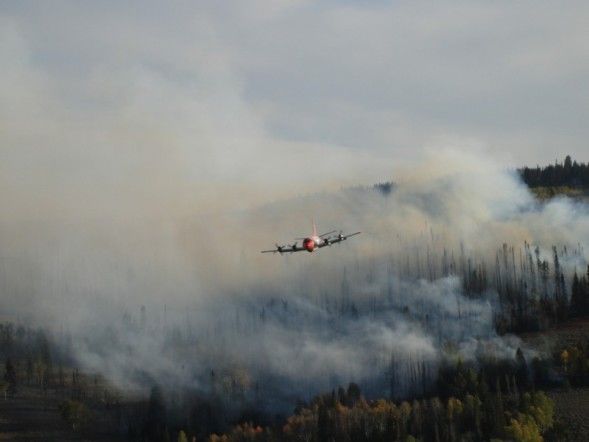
top-left (515, 348), bottom-right (529, 390)
top-left (494, 378), bottom-right (506, 437)
top-left (4, 359), bottom-right (17, 397)
top-left (317, 402), bottom-right (331, 442)
top-left (571, 272), bottom-right (582, 316)
top-left (144, 385), bottom-right (166, 441)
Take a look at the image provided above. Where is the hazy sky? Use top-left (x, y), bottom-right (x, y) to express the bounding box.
top-left (1, 1), bottom-right (588, 210)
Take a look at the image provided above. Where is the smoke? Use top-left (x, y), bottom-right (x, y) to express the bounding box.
top-left (1, 11), bottom-right (588, 412)
top-left (3, 142), bottom-right (587, 409)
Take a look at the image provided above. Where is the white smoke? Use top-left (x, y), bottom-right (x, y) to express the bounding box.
top-left (0, 8), bottom-right (588, 410)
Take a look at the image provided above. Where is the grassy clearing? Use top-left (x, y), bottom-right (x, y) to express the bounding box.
top-left (529, 186), bottom-right (589, 201)
top-left (547, 387), bottom-right (589, 442)
top-left (0, 362), bottom-right (131, 441)
top-left (523, 318), bottom-right (589, 441)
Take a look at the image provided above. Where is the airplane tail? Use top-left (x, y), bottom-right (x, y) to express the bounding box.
top-left (312, 219), bottom-right (317, 237)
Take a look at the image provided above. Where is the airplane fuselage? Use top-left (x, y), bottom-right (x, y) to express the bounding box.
top-left (302, 235), bottom-right (323, 252)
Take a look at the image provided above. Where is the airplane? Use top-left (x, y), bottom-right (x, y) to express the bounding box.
top-left (261, 221), bottom-right (361, 254)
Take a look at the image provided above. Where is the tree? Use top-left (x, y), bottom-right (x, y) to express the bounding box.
top-left (515, 348), bottom-right (529, 389)
top-left (283, 407), bottom-right (315, 441)
top-left (37, 330), bottom-right (53, 387)
top-left (463, 394), bottom-right (482, 438)
top-left (59, 400), bottom-right (91, 431)
top-left (571, 272), bottom-right (582, 316)
top-left (522, 391), bottom-right (554, 433)
top-left (561, 350), bottom-right (570, 372)
top-left (0, 379), bottom-right (8, 400)
top-left (58, 364), bottom-right (65, 389)
top-left (25, 357), bottom-right (33, 384)
top-left (505, 414), bottom-right (542, 442)
top-left (316, 403), bottom-right (332, 442)
top-left (399, 401), bottom-right (412, 440)
top-left (447, 397), bottom-right (463, 441)
top-left (4, 359), bottom-right (17, 397)
top-left (409, 399), bottom-right (423, 437)
top-left (518, 156), bottom-right (589, 188)
top-left (144, 385), bottom-right (167, 441)
top-left (346, 382), bottom-right (362, 407)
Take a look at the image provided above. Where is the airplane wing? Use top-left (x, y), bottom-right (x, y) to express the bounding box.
top-left (295, 230), bottom-right (339, 240)
top-left (260, 243), bottom-right (306, 254)
top-left (285, 246), bottom-right (307, 253)
top-left (321, 231), bottom-right (361, 246)
top-left (319, 230), bottom-right (337, 238)
top-left (295, 231), bottom-right (336, 239)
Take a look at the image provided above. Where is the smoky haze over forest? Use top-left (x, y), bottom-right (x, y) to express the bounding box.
top-left (1, 146), bottom-right (588, 409)
top-left (1, 0), bottom-right (589, 415)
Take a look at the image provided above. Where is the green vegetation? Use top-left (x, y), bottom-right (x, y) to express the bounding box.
top-left (206, 381), bottom-right (554, 441)
top-left (0, 322), bottom-right (128, 439)
top-left (59, 399), bottom-right (91, 431)
top-left (1, 157), bottom-right (587, 440)
top-left (463, 243), bottom-right (588, 335)
top-left (4, 358), bottom-right (17, 397)
top-left (554, 339), bottom-right (589, 387)
top-left (0, 320), bottom-right (553, 442)
top-left (519, 155), bottom-right (589, 189)
top-left (529, 186), bottom-right (589, 200)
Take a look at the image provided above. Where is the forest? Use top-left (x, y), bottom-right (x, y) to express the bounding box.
top-left (0, 321), bottom-right (575, 441)
top-left (518, 156), bottom-right (589, 188)
top-left (1, 156), bottom-right (588, 441)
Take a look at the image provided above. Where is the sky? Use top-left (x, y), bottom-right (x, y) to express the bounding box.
top-left (1, 1), bottom-right (588, 215)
